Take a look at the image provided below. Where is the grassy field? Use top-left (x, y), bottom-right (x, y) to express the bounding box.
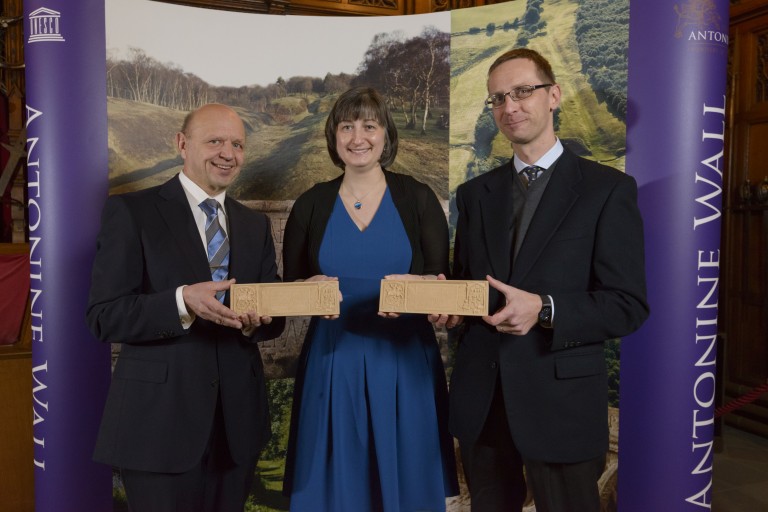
top-left (246, 459), bottom-right (290, 512)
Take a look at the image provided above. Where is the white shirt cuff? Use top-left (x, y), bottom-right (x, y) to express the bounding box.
top-left (176, 285), bottom-right (195, 329)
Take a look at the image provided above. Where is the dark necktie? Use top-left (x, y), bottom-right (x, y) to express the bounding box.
top-left (521, 165), bottom-right (544, 187)
top-left (199, 199), bottom-right (230, 302)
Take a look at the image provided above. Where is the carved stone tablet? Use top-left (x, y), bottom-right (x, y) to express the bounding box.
top-left (230, 282), bottom-right (340, 317)
top-left (379, 280), bottom-right (489, 316)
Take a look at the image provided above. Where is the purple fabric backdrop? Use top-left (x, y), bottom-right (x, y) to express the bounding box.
top-left (619, 0), bottom-right (728, 509)
top-left (23, 1), bottom-right (113, 510)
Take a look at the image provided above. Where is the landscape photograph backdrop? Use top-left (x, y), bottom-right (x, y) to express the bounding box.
top-left (104, 0), bottom-right (629, 509)
top-left (105, 0), bottom-right (451, 201)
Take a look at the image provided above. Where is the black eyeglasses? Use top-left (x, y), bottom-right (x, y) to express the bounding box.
top-left (485, 84), bottom-right (554, 108)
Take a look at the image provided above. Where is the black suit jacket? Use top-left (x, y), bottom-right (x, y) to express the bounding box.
top-left (449, 148), bottom-right (649, 463)
top-left (86, 175), bottom-right (285, 473)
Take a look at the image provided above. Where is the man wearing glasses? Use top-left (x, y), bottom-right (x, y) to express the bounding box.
top-left (447, 48), bottom-right (649, 511)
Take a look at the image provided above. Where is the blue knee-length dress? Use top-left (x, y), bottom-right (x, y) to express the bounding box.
top-left (287, 189), bottom-right (456, 512)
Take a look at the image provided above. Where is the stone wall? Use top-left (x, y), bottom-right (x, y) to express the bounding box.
top-left (241, 200), bottom-right (304, 378)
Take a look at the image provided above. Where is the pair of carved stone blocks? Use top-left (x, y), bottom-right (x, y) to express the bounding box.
top-left (231, 280), bottom-right (488, 316)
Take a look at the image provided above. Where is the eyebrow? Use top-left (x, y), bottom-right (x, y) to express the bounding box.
top-left (490, 84), bottom-right (533, 92)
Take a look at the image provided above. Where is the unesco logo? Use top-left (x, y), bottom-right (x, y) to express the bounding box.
top-left (28, 7), bottom-right (65, 44)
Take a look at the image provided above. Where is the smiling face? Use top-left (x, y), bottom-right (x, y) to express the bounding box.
top-left (335, 118), bottom-right (386, 173)
top-left (325, 87), bottom-right (399, 171)
top-left (176, 104), bottom-right (245, 196)
top-left (487, 57), bottom-right (561, 158)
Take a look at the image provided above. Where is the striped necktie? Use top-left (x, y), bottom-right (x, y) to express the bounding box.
top-left (199, 199), bottom-right (230, 302)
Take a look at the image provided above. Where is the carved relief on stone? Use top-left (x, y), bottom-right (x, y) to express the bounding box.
top-left (379, 279), bottom-right (489, 315)
top-left (231, 281), bottom-right (340, 317)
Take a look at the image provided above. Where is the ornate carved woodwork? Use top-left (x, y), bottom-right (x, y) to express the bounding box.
top-left (155, 0), bottom-right (503, 16)
top-left (0, 0), bottom-right (24, 100)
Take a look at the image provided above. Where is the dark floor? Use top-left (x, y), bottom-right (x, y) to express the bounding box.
top-left (712, 425), bottom-right (768, 511)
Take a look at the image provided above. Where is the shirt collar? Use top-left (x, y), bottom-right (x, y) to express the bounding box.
top-left (514, 138), bottom-right (564, 173)
top-left (178, 171), bottom-right (227, 212)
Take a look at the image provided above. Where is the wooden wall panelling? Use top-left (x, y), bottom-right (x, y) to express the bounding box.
top-left (156, 0), bottom-right (409, 16)
top-left (721, 4), bottom-right (768, 437)
top-left (0, 0), bottom-right (24, 97)
top-left (0, 243), bottom-right (32, 512)
top-left (0, 351), bottom-right (33, 512)
top-left (154, 0), bottom-right (503, 16)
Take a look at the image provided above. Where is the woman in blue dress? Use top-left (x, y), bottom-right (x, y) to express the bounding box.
top-left (281, 87), bottom-right (458, 512)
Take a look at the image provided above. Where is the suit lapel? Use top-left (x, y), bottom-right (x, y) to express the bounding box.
top-left (512, 151), bottom-right (581, 283)
top-left (156, 176), bottom-right (211, 284)
top-left (479, 165), bottom-right (517, 281)
top-left (224, 197), bottom-right (249, 283)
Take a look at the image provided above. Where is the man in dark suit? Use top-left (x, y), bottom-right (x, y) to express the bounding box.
top-left (448, 49), bottom-right (649, 511)
top-left (87, 103), bottom-right (285, 512)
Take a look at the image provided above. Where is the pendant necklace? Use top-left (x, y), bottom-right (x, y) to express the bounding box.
top-left (343, 176), bottom-right (383, 210)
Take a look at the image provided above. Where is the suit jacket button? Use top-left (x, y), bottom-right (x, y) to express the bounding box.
top-left (490, 361), bottom-right (497, 369)
top-left (210, 379), bottom-right (219, 387)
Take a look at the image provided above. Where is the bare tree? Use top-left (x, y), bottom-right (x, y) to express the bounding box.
top-left (410, 27), bottom-right (450, 134)
top-left (287, 76), bottom-right (313, 98)
top-left (356, 28), bottom-right (449, 134)
top-left (323, 72), bottom-right (353, 94)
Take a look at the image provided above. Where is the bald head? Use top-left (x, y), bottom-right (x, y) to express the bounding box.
top-left (176, 103), bottom-right (246, 196)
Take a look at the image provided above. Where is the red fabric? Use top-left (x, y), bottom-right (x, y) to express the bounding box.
top-left (0, 252), bottom-right (29, 344)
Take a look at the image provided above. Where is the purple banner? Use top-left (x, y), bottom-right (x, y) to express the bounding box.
top-left (619, 0), bottom-right (728, 509)
top-left (23, 1), bottom-right (113, 510)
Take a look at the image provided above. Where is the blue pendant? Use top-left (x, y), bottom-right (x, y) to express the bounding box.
top-left (354, 201), bottom-right (362, 210)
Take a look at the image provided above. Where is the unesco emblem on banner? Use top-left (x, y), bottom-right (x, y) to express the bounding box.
top-left (28, 7), bottom-right (66, 44)
top-left (673, 0), bottom-right (728, 45)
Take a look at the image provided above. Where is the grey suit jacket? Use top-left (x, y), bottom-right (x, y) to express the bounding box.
top-left (449, 148), bottom-right (649, 462)
top-left (87, 175), bottom-right (285, 472)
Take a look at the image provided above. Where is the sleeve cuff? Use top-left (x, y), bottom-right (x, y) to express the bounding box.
top-left (176, 285), bottom-right (195, 329)
top-left (548, 294), bottom-right (555, 327)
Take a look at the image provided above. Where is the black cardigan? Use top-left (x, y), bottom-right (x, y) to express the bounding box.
top-left (282, 170), bottom-right (449, 281)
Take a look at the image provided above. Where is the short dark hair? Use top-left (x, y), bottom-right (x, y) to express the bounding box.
top-left (325, 87), bottom-right (399, 170)
top-left (488, 48), bottom-right (556, 84)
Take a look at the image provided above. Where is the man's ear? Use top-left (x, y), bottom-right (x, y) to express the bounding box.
top-left (549, 84), bottom-right (562, 111)
top-left (175, 132), bottom-right (186, 157)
